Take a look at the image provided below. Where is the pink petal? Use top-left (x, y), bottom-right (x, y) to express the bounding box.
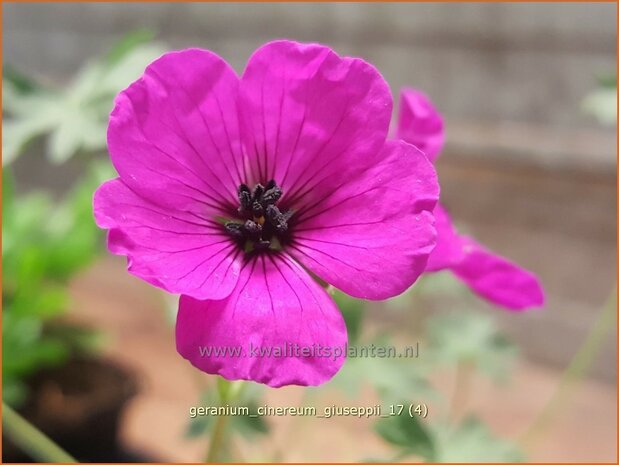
top-left (94, 179), bottom-right (242, 300)
top-left (176, 254), bottom-right (347, 387)
top-left (238, 40), bottom-right (392, 211)
top-left (452, 238), bottom-right (545, 311)
top-left (290, 140), bottom-right (439, 300)
top-left (425, 203), bottom-right (466, 272)
top-left (107, 48), bottom-right (244, 217)
top-left (397, 87), bottom-right (445, 162)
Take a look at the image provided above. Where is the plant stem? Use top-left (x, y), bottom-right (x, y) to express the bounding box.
top-left (449, 359), bottom-right (473, 422)
top-left (2, 401), bottom-right (77, 463)
top-left (206, 412), bottom-right (231, 463)
top-left (520, 286), bottom-right (617, 449)
top-left (204, 379), bottom-right (244, 462)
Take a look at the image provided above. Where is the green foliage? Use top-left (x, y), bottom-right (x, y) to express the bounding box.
top-left (331, 337), bottom-right (436, 406)
top-left (431, 416), bottom-right (523, 462)
top-left (3, 65), bottom-right (40, 93)
top-left (331, 289), bottom-right (365, 344)
top-left (385, 272), bottom-right (471, 311)
top-left (375, 408), bottom-right (435, 461)
top-left (328, 290), bottom-right (436, 404)
top-left (369, 311), bottom-right (521, 462)
top-left (186, 383), bottom-right (270, 440)
top-left (596, 72), bottom-right (617, 89)
top-left (582, 72), bottom-right (617, 126)
top-left (2, 163), bottom-right (114, 407)
top-left (334, 289), bottom-right (520, 462)
top-left (582, 87), bottom-right (617, 126)
top-left (376, 413), bottom-right (523, 463)
top-left (425, 311), bottom-right (517, 382)
top-left (2, 30), bottom-right (166, 165)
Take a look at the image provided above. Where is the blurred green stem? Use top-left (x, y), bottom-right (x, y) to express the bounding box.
top-left (2, 401), bottom-right (77, 463)
top-left (449, 359), bottom-right (473, 422)
top-left (521, 286), bottom-right (616, 449)
top-left (205, 378), bottom-right (244, 462)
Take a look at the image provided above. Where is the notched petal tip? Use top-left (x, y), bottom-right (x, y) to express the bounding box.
top-left (238, 39), bottom-right (393, 192)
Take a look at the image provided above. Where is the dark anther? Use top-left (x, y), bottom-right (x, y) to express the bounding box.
top-left (266, 205), bottom-right (288, 234)
top-left (225, 180), bottom-right (292, 253)
top-left (262, 185), bottom-right (282, 206)
top-left (238, 184), bottom-right (252, 211)
top-left (243, 220), bottom-right (262, 240)
top-left (251, 184), bottom-right (264, 202)
top-left (253, 240), bottom-right (272, 252)
top-left (251, 201), bottom-right (264, 218)
top-left (224, 222), bottom-right (244, 240)
top-left (282, 210), bottom-right (294, 222)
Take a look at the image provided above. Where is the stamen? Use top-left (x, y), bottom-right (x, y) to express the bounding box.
top-left (253, 240), bottom-right (271, 252)
top-left (262, 185), bottom-right (282, 206)
top-left (243, 220), bottom-right (262, 240)
top-left (224, 222), bottom-right (244, 240)
top-left (225, 180), bottom-right (292, 253)
top-left (266, 205), bottom-right (288, 234)
top-left (252, 201), bottom-right (264, 218)
top-left (238, 184), bottom-right (252, 212)
top-left (251, 184), bottom-right (264, 202)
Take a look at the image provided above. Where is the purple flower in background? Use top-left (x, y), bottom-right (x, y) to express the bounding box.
top-left (397, 88), bottom-right (445, 163)
top-left (94, 41), bottom-right (440, 386)
top-left (397, 87), bottom-right (544, 310)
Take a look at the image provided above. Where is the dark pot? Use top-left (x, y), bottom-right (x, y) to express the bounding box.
top-left (2, 357), bottom-right (149, 462)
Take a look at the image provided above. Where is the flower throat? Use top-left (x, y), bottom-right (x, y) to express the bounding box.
top-left (224, 180), bottom-right (292, 253)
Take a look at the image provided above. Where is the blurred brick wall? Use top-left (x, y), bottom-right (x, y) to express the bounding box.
top-left (3, 2), bottom-right (616, 128)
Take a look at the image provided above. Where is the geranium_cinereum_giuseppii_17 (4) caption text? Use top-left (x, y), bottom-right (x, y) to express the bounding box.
top-left (396, 87), bottom-right (544, 311)
top-left (93, 40), bottom-right (441, 387)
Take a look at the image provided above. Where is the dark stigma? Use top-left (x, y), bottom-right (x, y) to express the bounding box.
top-left (224, 180), bottom-right (292, 253)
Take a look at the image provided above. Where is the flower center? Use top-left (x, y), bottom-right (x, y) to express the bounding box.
top-left (224, 180), bottom-right (292, 253)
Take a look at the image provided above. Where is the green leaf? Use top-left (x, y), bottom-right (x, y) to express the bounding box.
top-left (425, 311), bottom-right (516, 382)
top-left (375, 411), bottom-right (435, 461)
top-left (582, 87), bottom-right (617, 126)
top-left (596, 73), bottom-right (617, 89)
top-left (185, 383), bottom-right (270, 440)
top-left (45, 323), bottom-right (105, 354)
top-left (2, 169), bottom-right (15, 221)
top-left (376, 413), bottom-right (523, 463)
top-left (2, 376), bottom-right (29, 407)
top-left (2, 117), bottom-right (55, 166)
top-left (330, 337), bottom-right (436, 405)
top-left (233, 400), bottom-right (270, 438)
top-left (105, 29), bottom-right (157, 66)
top-left (3, 335), bottom-right (69, 378)
top-left (47, 114), bottom-right (86, 164)
top-left (3, 65), bottom-right (40, 93)
top-left (185, 415), bottom-right (210, 438)
top-left (331, 289), bottom-right (365, 343)
top-left (432, 416), bottom-right (524, 462)
top-left (3, 32), bottom-right (167, 164)
top-left (94, 43), bottom-right (166, 99)
top-left (11, 285), bottom-right (68, 320)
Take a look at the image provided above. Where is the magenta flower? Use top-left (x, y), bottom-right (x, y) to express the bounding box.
top-left (93, 41), bottom-right (440, 386)
top-left (397, 87), bottom-right (544, 310)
